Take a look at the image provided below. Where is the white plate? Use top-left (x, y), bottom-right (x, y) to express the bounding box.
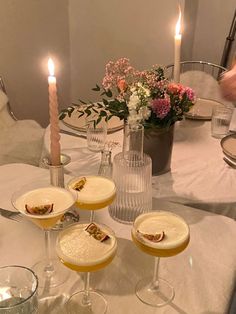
top-left (62, 106), bottom-right (123, 133)
top-left (220, 134), bottom-right (236, 160)
top-left (185, 98), bottom-right (223, 120)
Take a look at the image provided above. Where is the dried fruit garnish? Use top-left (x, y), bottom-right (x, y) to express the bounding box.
top-left (85, 223), bottom-right (110, 242)
top-left (25, 204), bottom-right (54, 215)
top-left (73, 177), bottom-right (87, 191)
top-left (137, 230), bottom-right (165, 242)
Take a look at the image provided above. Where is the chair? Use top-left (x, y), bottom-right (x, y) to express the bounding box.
top-left (165, 61), bottom-right (231, 106)
top-left (0, 76), bottom-right (45, 166)
top-left (0, 76), bottom-right (17, 121)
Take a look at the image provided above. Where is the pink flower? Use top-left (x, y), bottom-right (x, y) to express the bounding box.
top-left (167, 83), bottom-right (182, 94)
top-left (117, 79), bottom-right (128, 92)
top-left (151, 98), bottom-right (171, 119)
top-left (180, 87), bottom-right (195, 102)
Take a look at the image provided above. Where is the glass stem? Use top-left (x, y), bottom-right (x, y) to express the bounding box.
top-left (90, 210), bottom-right (94, 223)
top-left (82, 272), bottom-right (91, 306)
top-left (44, 229), bottom-right (54, 274)
top-left (151, 257), bottom-right (160, 290)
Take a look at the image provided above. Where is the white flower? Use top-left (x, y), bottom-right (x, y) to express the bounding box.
top-left (139, 106), bottom-right (151, 120)
top-left (128, 94), bottom-right (140, 110)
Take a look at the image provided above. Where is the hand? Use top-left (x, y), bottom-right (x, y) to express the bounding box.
top-left (220, 64), bottom-right (236, 101)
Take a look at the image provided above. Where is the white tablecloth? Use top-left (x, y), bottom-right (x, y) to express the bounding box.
top-left (43, 119), bottom-right (236, 219)
top-left (0, 163), bottom-right (235, 314)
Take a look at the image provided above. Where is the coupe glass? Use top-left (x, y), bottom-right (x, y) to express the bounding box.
top-left (131, 211), bottom-right (190, 307)
top-left (0, 265), bottom-right (38, 314)
top-left (56, 222), bottom-right (117, 314)
top-left (11, 181), bottom-right (76, 289)
top-left (67, 175), bottom-right (116, 222)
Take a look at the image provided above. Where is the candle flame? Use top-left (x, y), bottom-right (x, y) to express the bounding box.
top-left (48, 58), bottom-right (55, 76)
top-left (175, 7), bottom-right (182, 36)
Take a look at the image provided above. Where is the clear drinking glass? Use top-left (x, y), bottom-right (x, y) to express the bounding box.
top-left (86, 119), bottom-right (107, 152)
top-left (211, 104), bottom-right (233, 138)
top-left (56, 222), bottom-right (117, 314)
top-left (0, 265), bottom-right (38, 313)
top-left (131, 211), bottom-right (190, 307)
top-left (11, 181), bottom-right (76, 289)
top-left (109, 123), bottom-right (152, 224)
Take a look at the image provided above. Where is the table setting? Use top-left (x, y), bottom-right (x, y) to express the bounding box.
top-left (1, 8), bottom-right (236, 314)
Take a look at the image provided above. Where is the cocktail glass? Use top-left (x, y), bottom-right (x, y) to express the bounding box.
top-left (56, 222), bottom-right (117, 314)
top-left (131, 211), bottom-right (190, 307)
top-left (67, 175), bottom-right (116, 222)
top-left (11, 182), bottom-right (76, 289)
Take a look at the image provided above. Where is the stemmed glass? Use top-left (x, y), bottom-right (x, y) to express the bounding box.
top-left (63, 175), bottom-right (117, 313)
top-left (131, 211), bottom-right (190, 307)
top-left (11, 181), bottom-right (76, 289)
top-left (56, 222), bottom-right (117, 314)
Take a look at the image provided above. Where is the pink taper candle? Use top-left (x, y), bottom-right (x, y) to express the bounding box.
top-left (48, 58), bottom-right (61, 166)
top-left (174, 9), bottom-right (182, 83)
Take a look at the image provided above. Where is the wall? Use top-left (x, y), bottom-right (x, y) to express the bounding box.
top-left (0, 1), bottom-right (235, 126)
top-left (69, 0), bottom-right (184, 105)
top-left (0, 0), bottom-right (70, 127)
top-left (192, 0), bottom-right (236, 66)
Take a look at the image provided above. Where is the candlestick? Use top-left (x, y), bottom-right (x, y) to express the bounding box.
top-left (174, 9), bottom-right (182, 83)
top-left (48, 58), bottom-right (61, 166)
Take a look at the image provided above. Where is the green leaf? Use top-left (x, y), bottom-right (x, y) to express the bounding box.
top-left (92, 84), bottom-right (101, 91)
top-left (79, 99), bottom-right (87, 104)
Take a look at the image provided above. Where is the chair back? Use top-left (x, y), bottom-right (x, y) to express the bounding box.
top-left (0, 76), bottom-right (17, 121)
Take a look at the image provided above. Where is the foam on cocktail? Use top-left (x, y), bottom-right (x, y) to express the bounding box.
top-left (56, 223), bottom-right (117, 272)
top-left (14, 187), bottom-right (75, 229)
top-left (68, 176), bottom-right (116, 209)
top-left (132, 211), bottom-right (190, 257)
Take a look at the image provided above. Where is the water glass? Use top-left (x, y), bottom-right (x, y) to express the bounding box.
top-left (0, 265), bottom-right (38, 313)
top-left (211, 105), bottom-right (232, 138)
top-left (86, 119), bottom-right (107, 152)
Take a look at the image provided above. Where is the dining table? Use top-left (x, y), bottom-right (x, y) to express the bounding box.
top-left (0, 162), bottom-right (236, 314)
top-left (42, 116), bottom-right (236, 220)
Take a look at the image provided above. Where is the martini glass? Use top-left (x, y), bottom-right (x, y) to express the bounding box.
top-left (11, 181), bottom-right (76, 289)
top-left (56, 222), bottom-right (117, 314)
top-left (131, 211), bottom-right (190, 307)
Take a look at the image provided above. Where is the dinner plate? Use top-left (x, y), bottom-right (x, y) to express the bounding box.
top-left (185, 98), bottom-right (223, 120)
top-left (220, 134), bottom-right (236, 160)
top-left (62, 105), bottom-right (123, 133)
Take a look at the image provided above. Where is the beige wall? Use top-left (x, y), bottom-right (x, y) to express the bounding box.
top-left (192, 0), bottom-right (235, 66)
top-left (0, 1), bottom-right (235, 127)
top-left (69, 0), bottom-right (185, 105)
top-left (0, 0), bottom-right (70, 127)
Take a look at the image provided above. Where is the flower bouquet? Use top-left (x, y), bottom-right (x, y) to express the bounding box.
top-left (60, 57), bottom-right (195, 129)
top-left (60, 58), bottom-right (195, 175)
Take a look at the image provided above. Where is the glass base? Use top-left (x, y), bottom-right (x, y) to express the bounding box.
top-left (66, 290), bottom-right (107, 314)
top-left (135, 277), bottom-right (174, 307)
top-left (33, 258), bottom-right (70, 289)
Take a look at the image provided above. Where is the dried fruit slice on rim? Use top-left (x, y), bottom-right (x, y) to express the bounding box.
top-left (25, 204), bottom-right (54, 215)
top-left (137, 230), bottom-right (165, 243)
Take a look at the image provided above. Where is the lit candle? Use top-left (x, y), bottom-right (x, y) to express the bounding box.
top-left (48, 58), bottom-right (61, 166)
top-left (174, 8), bottom-right (182, 83)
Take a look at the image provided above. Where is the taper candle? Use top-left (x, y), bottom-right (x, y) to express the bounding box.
top-left (174, 9), bottom-right (182, 83)
top-left (48, 58), bottom-right (61, 166)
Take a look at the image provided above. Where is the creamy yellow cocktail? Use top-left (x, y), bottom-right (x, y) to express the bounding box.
top-left (56, 223), bottom-right (117, 272)
top-left (14, 187), bottom-right (75, 229)
top-left (131, 211), bottom-right (190, 257)
top-left (68, 176), bottom-right (116, 210)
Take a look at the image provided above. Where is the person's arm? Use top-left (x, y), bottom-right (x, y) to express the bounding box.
top-left (220, 61), bottom-right (236, 101)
